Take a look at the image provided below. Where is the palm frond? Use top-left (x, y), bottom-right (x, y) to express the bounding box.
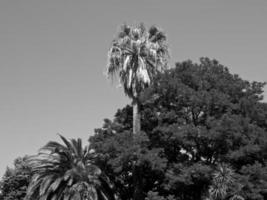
top-left (25, 135), bottom-right (115, 200)
top-left (58, 134), bottom-right (73, 151)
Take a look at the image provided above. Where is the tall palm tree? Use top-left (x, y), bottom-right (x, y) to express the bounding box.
top-left (107, 23), bottom-right (169, 134)
top-left (25, 135), bottom-right (115, 200)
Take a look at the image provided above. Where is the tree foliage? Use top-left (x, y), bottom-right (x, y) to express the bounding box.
top-left (89, 58), bottom-right (267, 200)
top-left (0, 156), bottom-right (32, 200)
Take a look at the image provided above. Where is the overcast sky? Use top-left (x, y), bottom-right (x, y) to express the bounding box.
top-left (0, 0), bottom-right (266, 176)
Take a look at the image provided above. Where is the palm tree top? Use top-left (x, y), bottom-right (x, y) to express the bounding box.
top-left (25, 135), bottom-right (115, 200)
top-left (208, 164), bottom-right (244, 200)
top-left (107, 23), bottom-right (169, 99)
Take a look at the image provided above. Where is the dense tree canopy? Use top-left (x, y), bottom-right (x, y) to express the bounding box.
top-left (1, 58), bottom-right (266, 200)
top-left (89, 58), bottom-right (267, 200)
top-left (0, 156), bottom-right (32, 200)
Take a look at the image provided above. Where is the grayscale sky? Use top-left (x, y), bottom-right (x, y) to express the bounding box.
top-left (0, 0), bottom-right (266, 176)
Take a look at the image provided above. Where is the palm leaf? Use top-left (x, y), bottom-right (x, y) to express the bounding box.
top-left (25, 135), bottom-right (115, 200)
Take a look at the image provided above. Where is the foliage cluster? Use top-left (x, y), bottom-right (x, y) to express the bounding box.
top-left (0, 157), bottom-right (31, 200)
top-left (89, 58), bottom-right (267, 200)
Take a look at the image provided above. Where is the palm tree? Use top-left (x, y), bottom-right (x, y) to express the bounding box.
top-left (107, 23), bottom-right (169, 134)
top-left (25, 135), bottom-right (115, 200)
top-left (208, 164), bottom-right (243, 200)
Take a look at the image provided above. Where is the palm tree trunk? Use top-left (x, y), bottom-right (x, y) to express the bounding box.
top-left (133, 166), bottom-right (144, 200)
top-left (133, 99), bottom-right (141, 135)
top-left (132, 99), bottom-right (143, 200)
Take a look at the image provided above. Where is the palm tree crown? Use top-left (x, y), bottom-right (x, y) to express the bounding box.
top-left (208, 164), bottom-right (243, 200)
top-left (25, 135), bottom-right (115, 200)
top-left (107, 23), bottom-right (169, 99)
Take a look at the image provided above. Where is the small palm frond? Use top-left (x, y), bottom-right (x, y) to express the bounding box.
top-left (25, 135), bottom-right (115, 200)
top-left (107, 23), bottom-right (169, 99)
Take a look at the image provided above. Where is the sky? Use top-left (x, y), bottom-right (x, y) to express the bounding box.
top-left (0, 0), bottom-right (266, 176)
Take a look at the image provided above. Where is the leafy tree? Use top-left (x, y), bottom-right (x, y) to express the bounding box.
top-left (90, 58), bottom-right (267, 200)
top-left (0, 156), bottom-right (32, 200)
top-left (25, 135), bottom-right (115, 200)
top-left (238, 162), bottom-right (267, 200)
top-left (107, 23), bottom-right (169, 135)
